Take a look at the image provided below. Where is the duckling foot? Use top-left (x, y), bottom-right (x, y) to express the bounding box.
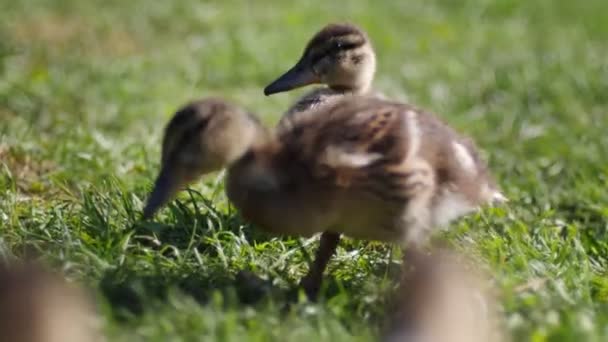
top-left (299, 232), bottom-right (341, 301)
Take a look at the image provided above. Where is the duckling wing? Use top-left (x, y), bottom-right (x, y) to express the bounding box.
top-left (279, 97), bottom-right (420, 201)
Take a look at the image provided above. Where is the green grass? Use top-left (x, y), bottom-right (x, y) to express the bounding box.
top-left (1, 0), bottom-right (607, 340)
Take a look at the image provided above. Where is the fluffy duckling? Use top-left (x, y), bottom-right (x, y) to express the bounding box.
top-left (142, 99), bottom-right (269, 217)
top-left (143, 96), bottom-right (504, 299)
top-left (264, 23), bottom-right (381, 131)
top-left (383, 249), bottom-right (507, 342)
top-left (0, 262), bottom-right (100, 342)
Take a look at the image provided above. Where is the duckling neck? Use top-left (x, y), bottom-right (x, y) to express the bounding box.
top-left (225, 143), bottom-right (284, 228)
top-left (225, 140), bottom-right (281, 197)
top-left (222, 115), bottom-right (272, 167)
top-left (329, 84), bottom-right (369, 94)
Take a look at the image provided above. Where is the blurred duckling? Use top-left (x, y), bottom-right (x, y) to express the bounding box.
top-left (0, 262), bottom-right (100, 342)
top-left (143, 96), bottom-right (504, 299)
top-left (264, 23), bottom-right (382, 131)
top-left (383, 249), bottom-right (507, 342)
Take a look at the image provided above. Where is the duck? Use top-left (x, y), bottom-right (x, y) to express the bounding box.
top-left (0, 262), bottom-right (100, 342)
top-left (143, 96), bottom-right (505, 299)
top-left (382, 248), bottom-right (506, 342)
top-left (263, 23), bottom-right (382, 132)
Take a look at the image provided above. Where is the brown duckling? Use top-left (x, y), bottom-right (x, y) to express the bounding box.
top-left (383, 249), bottom-right (507, 342)
top-left (0, 262), bottom-right (100, 342)
top-left (264, 23), bottom-right (382, 131)
top-left (143, 96), bottom-right (504, 299)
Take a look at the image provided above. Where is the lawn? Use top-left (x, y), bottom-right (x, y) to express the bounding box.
top-left (1, 0), bottom-right (607, 341)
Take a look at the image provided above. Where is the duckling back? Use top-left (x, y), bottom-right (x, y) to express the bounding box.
top-left (406, 105), bottom-right (505, 228)
top-left (276, 89), bottom-right (387, 134)
top-left (274, 96), bottom-right (503, 245)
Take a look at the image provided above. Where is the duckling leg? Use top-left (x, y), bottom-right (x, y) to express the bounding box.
top-left (299, 231), bottom-right (341, 300)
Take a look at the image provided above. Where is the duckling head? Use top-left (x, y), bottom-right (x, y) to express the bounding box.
top-left (0, 262), bottom-right (99, 342)
top-left (264, 23), bottom-right (376, 96)
top-left (383, 249), bottom-right (505, 342)
top-left (143, 98), bottom-right (265, 219)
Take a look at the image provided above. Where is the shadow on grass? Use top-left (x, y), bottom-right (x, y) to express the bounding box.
top-left (99, 268), bottom-right (279, 319)
top-left (98, 266), bottom-right (394, 320)
top-left (99, 259), bottom-right (401, 325)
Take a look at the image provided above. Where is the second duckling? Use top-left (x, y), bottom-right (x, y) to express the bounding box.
top-left (264, 23), bottom-right (382, 132)
top-left (144, 96), bottom-right (504, 299)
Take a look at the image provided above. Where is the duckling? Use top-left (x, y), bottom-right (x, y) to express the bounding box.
top-left (382, 249), bottom-right (507, 342)
top-left (143, 96), bottom-right (504, 299)
top-left (264, 23), bottom-right (381, 131)
top-left (0, 262), bottom-right (100, 342)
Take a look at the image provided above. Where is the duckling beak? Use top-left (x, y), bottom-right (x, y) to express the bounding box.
top-left (143, 166), bottom-right (181, 219)
top-left (264, 61), bottom-right (319, 96)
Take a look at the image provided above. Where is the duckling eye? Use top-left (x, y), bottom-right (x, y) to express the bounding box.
top-left (330, 41), bottom-right (342, 54)
top-left (333, 41), bottom-right (359, 53)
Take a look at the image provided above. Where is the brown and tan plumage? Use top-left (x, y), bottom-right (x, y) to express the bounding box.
top-left (143, 96), bottom-right (504, 299)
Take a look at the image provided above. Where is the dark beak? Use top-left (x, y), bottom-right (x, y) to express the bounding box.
top-left (143, 166), bottom-right (179, 220)
top-left (264, 60), bottom-right (319, 96)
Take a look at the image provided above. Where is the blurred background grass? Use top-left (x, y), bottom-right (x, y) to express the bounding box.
top-left (1, 0), bottom-right (607, 341)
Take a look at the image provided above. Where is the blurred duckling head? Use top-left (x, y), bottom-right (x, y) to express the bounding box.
top-left (0, 262), bottom-right (99, 342)
top-left (383, 249), bottom-right (506, 342)
top-left (264, 23), bottom-right (376, 95)
top-left (143, 98), bottom-right (266, 219)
